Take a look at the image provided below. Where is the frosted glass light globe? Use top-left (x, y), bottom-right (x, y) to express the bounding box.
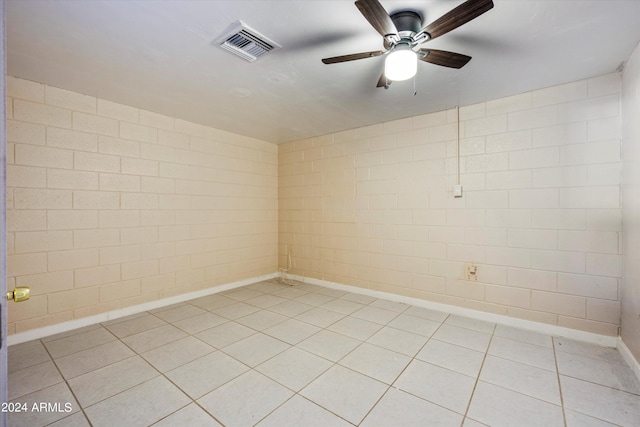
top-left (385, 45), bottom-right (417, 81)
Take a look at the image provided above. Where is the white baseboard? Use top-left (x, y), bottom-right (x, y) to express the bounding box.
top-left (618, 337), bottom-right (640, 384)
top-left (7, 272), bottom-right (278, 346)
top-left (8, 271), bottom-right (621, 352)
top-left (293, 274), bottom-right (619, 348)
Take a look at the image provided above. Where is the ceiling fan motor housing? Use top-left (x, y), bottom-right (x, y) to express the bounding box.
top-left (390, 11), bottom-right (423, 37)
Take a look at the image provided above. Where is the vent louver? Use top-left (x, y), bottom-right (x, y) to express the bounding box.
top-left (217, 21), bottom-right (280, 62)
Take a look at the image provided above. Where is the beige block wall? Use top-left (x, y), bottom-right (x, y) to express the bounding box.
top-left (279, 73), bottom-right (623, 336)
top-left (6, 76), bottom-right (278, 334)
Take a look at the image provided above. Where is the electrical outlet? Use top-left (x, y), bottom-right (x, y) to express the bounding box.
top-left (464, 263), bottom-right (478, 281)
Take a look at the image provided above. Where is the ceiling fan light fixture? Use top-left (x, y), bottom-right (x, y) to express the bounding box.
top-left (385, 44), bottom-right (417, 81)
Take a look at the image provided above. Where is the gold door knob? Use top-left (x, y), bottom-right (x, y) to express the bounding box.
top-left (7, 287), bottom-right (30, 302)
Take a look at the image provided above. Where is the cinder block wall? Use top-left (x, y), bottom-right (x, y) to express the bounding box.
top-left (6, 76), bottom-right (278, 334)
top-left (279, 73), bottom-right (622, 336)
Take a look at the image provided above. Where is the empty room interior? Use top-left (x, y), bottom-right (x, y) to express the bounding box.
top-left (3, 0), bottom-right (640, 426)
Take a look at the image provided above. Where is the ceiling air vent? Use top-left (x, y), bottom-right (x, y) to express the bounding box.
top-left (216, 20), bottom-right (280, 62)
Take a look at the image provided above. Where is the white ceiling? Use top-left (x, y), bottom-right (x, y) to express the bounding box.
top-left (7, 0), bottom-right (640, 144)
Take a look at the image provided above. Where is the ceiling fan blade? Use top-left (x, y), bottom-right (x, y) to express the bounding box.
top-left (418, 49), bottom-right (472, 68)
top-left (376, 72), bottom-right (390, 88)
top-left (422, 0), bottom-right (493, 41)
top-left (355, 0), bottom-right (398, 38)
top-left (322, 50), bottom-right (385, 64)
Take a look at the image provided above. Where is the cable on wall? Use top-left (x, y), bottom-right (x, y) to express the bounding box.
top-left (452, 105), bottom-right (463, 198)
top-left (456, 105), bottom-right (461, 185)
top-left (279, 245), bottom-right (297, 286)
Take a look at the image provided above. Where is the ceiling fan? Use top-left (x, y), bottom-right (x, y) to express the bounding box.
top-left (322, 0), bottom-right (494, 88)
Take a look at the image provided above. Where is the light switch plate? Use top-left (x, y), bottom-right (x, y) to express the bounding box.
top-left (453, 185), bottom-right (463, 197)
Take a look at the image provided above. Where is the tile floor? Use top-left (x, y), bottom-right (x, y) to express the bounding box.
top-left (7, 280), bottom-right (640, 427)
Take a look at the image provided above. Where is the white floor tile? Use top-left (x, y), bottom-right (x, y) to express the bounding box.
top-left (554, 337), bottom-right (627, 365)
top-left (270, 287), bottom-right (310, 300)
top-left (361, 388), bottom-right (463, 427)
top-left (445, 315), bottom-right (496, 334)
top-left (223, 288), bottom-right (264, 301)
top-left (268, 300), bottom-right (314, 317)
top-left (387, 314), bottom-right (441, 336)
top-left (297, 329), bottom-right (361, 362)
top-left (55, 340), bottom-right (135, 379)
top-left (369, 299), bottom-right (410, 313)
top-left (235, 309), bottom-right (288, 331)
top-left (320, 298), bottom-right (365, 315)
top-left (328, 316), bottom-right (382, 340)
top-left (300, 365), bottom-right (388, 425)
top-left (149, 302), bottom-right (187, 313)
top-left (153, 403), bottom-right (223, 427)
top-left (245, 294), bottom-right (287, 308)
top-left (263, 318), bottom-right (321, 345)
top-left (315, 288), bottom-right (349, 298)
top-left (256, 347), bottom-right (333, 391)
top-left (121, 324), bottom-right (188, 353)
top-left (494, 324), bottom-right (553, 348)
top-left (165, 351), bottom-right (249, 399)
top-left (68, 356), bottom-right (157, 407)
top-left (340, 292), bottom-right (377, 305)
top-left (556, 350), bottom-right (640, 394)
top-left (561, 375), bottom-right (640, 426)
top-left (198, 371), bottom-right (293, 427)
top-left (48, 412), bottom-right (91, 427)
top-left (85, 376), bottom-right (190, 427)
top-left (141, 336), bottom-right (215, 372)
top-left (433, 324), bottom-right (492, 352)
top-left (416, 339), bottom-right (485, 378)
top-left (564, 409), bottom-right (620, 427)
top-left (395, 359), bottom-right (476, 414)
top-left (255, 395), bottom-right (352, 427)
top-left (152, 304), bottom-right (207, 323)
top-left (463, 418), bottom-right (490, 427)
top-left (44, 327), bottom-right (117, 358)
top-left (189, 294), bottom-right (236, 311)
top-left (403, 306), bottom-right (448, 322)
top-left (294, 292), bottom-right (335, 306)
top-left (172, 312), bottom-right (227, 334)
top-left (8, 340), bottom-right (50, 372)
top-left (222, 333), bottom-right (290, 367)
top-left (8, 360), bottom-right (63, 400)
top-left (295, 307), bottom-right (345, 328)
top-left (8, 383), bottom-right (81, 427)
top-left (366, 326), bottom-right (429, 357)
top-left (103, 314), bottom-right (166, 339)
top-left (489, 335), bottom-right (556, 371)
top-left (213, 302), bottom-right (261, 320)
top-left (339, 342), bottom-right (411, 384)
top-left (480, 355), bottom-right (561, 404)
top-left (467, 381), bottom-right (564, 427)
top-left (247, 280), bottom-right (288, 293)
top-left (351, 306), bottom-right (399, 325)
top-left (293, 283), bottom-right (323, 292)
top-left (194, 321), bottom-right (255, 348)
top-left (41, 324), bottom-right (102, 342)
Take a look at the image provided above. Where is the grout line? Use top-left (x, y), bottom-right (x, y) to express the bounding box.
top-left (460, 323), bottom-right (496, 426)
top-left (40, 338), bottom-right (94, 427)
top-left (551, 336), bottom-right (569, 427)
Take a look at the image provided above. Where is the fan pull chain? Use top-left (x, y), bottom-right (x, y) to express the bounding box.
top-left (413, 74), bottom-right (417, 96)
